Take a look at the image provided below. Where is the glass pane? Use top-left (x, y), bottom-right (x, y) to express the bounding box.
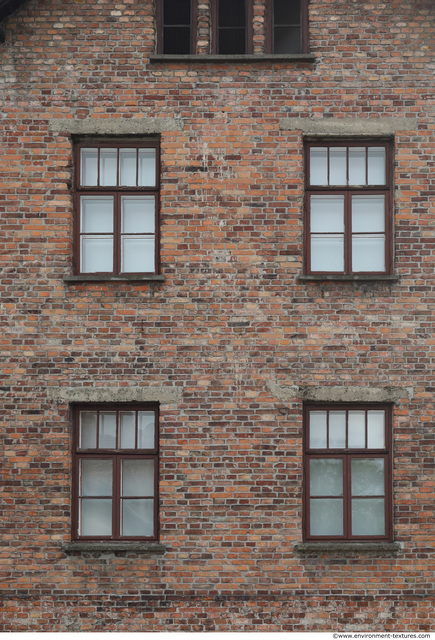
top-left (329, 147), bottom-right (347, 185)
top-left (351, 458), bottom-right (385, 496)
top-left (80, 149), bottom-right (98, 186)
top-left (349, 147), bottom-right (366, 185)
top-left (121, 236), bottom-right (155, 273)
top-left (352, 235), bottom-right (385, 272)
top-left (274, 0), bottom-right (300, 24)
top-left (368, 147), bottom-right (386, 185)
top-left (99, 149), bottom-right (117, 186)
top-left (163, 27), bottom-right (191, 54)
top-left (352, 498), bottom-right (385, 535)
top-left (122, 459), bottom-right (155, 496)
top-left (310, 196), bottom-right (344, 233)
top-left (120, 149), bottom-right (137, 186)
top-left (99, 412), bottom-right (117, 448)
top-left (348, 411), bottom-right (365, 448)
top-left (352, 195), bottom-right (385, 233)
top-left (219, 28), bottom-right (246, 54)
top-left (273, 27), bottom-right (300, 54)
top-left (163, 0), bottom-right (191, 25)
top-left (80, 499), bottom-right (112, 536)
top-left (310, 459), bottom-right (343, 496)
top-left (310, 498), bottom-right (343, 536)
top-left (138, 149), bottom-right (156, 187)
top-left (309, 411), bottom-right (327, 448)
top-left (138, 411), bottom-right (155, 448)
top-left (309, 148), bottom-right (328, 185)
top-left (80, 411), bottom-right (97, 449)
top-left (121, 499), bottom-right (154, 536)
top-left (81, 236), bottom-right (113, 273)
top-left (80, 197), bottom-right (114, 233)
top-left (368, 411), bottom-right (385, 448)
top-left (80, 459), bottom-right (112, 496)
top-left (120, 412), bottom-right (136, 449)
top-left (219, 0), bottom-right (245, 27)
top-left (121, 196), bottom-right (155, 234)
top-left (311, 235), bottom-right (344, 272)
top-left (329, 411), bottom-right (346, 448)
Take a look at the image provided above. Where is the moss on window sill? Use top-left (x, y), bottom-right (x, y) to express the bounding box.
top-left (294, 542), bottom-right (401, 556)
top-left (63, 542), bottom-right (168, 556)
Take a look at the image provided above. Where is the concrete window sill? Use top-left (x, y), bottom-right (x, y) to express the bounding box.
top-left (294, 542), bottom-right (401, 556)
top-left (63, 274), bottom-right (165, 283)
top-left (298, 275), bottom-right (400, 283)
top-left (149, 54), bottom-right (315, 64)
top-left (63, 542), bottom-right (168, 556)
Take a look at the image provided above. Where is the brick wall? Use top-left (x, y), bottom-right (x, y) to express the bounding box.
top-left (1, 0), bottom-right (434, 631)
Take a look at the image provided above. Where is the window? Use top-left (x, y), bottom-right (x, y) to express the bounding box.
top-left (305, 141), bottom-right (392, 275)
top-left (72, 406), bottom-right (159, 541)
top-left (157, 0), bottom-right (196, 54)
top-left (211, 0), bottom-right (253, 54)
top-left (266, 0), bottom-right (308, 54)
top-left (156, 1), bottom-right (308, 56)
top-left (304, 405), bottom-right (392, 541)
top-left (74, 141), bottom-right (159, 275)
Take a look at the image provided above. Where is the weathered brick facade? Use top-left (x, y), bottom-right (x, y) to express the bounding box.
top-left (1, 0), bottom-right (434, 631)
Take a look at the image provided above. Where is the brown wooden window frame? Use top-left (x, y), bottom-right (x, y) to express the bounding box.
top-left (303, 404), bottom-right (393, 542)
top-left (156, 0), bottom-right (197, 55)
top-left (265, 0), bottom-right (309, 54)
top-left (304, 140), bottom-right (393, 276)
top-left (211, 0), bottom-right (253, 55)
top-left (72, 404), bottom-right (159, 542)
top-left (74, 140), bottom-right (160, 276)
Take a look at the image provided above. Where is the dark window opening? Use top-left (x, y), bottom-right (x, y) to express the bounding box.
top-left (159, 0), bottom-right (193, 54)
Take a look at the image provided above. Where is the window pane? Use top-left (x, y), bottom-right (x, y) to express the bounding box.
top-left (219, 0), bottom-right (245, 27)
top-left (99, 412), bottom-right (117, 448)
top-left (138, 149), bottom-right (156, 186)
top-left (310, 196), bottom-right (344, 233)
top-left (80, 197), bottom-right (114, 233)
top-left (119, 149), bottom-right (137, 186)
top-left (100, 149), bottom-right (117, 186)
top-left (368, 411), bottom-right (385, 448)
top-left (351, 498), bottom-right (385, 536)
top-left (80, 459), bottom-right (112, 496)
top-left (163, 27), bottom-right (191, 54)
top-left (81, 236), bottom-right (114, 273)
top-left (348, 411), bottom-right (365, 448)
top-left (163, 0), bottom-right (191, 25)
top-left (122, 459), bottom-right (155, 497)
top-left (80, 499), bottom-right (112, 536)
top-left (309, 148), bottom-right (328, 185)
top-left (274, 0), bottom-right (300, 24)
top-left (311, 235), bottom-right (344, 272)
top-left (352, 235), bottom-right (385, 272)
top-left (138, 411), bottom-right (156, 448)
top-left (273, 27), bottom-right (300, 54)
top-left (309, 411), bottom-right (327, 448)
top-left (349, 147), bottom-right (366, 185)
top-left (329, 147), bottom-right (347, 185)
top-left (80, 411), bottom-right (97, 449)
top-left (121, 499), bottom-right (154, 536)
top-left (120, 412), bottom-right (136, 449)
top-left (368, 147), bottom-right (386, 185)
top-left (121, 196), bottom-right (155, 234)
top-left (329, 411), bottom-right (346, 448)
top-left (352, 195), bottom-right (385, 233)
top-left (121, 236), bottom-right (155, 273)
top-left (310, 498), bottom-right (343, 536)
top-left (310, 459), bottom-right (343, 496)
top-left (219, 28), bottom-right (246, 54)
top-left (80, 149), bottom-right (98, 186)
top-left (351, 458), bottom-right (385, 496)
